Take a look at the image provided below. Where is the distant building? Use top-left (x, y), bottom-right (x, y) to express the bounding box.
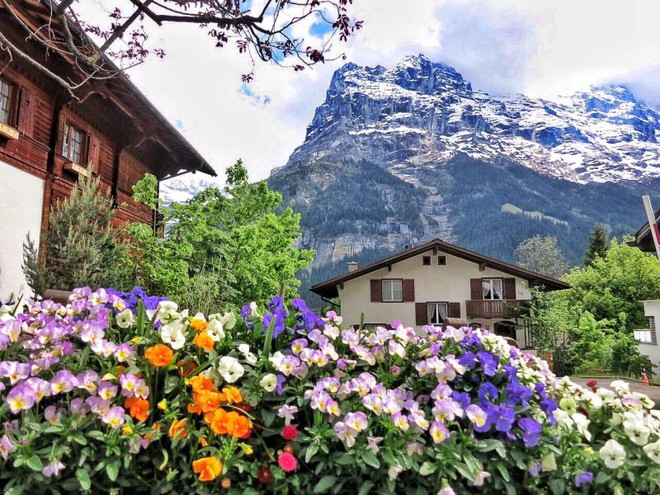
top-left (632, 211), bottom-right (660, 369)
top-left (0, 1), bottom-right (216, 298)
top-left (311, 239), bottom-right (569, 348)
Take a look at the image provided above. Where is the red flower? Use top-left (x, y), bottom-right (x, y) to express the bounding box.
top-left (257, 467), bottom-right (273, 483)
top-left (586, 379), bottom-right (598, 390)
top-left (282, 425), bottom-right (298, 441)
top-left (278, 452), bottom-right (297, 472)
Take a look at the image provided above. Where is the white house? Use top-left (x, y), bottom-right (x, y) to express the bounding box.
top-left (311, 239), bottom-right (569, 348)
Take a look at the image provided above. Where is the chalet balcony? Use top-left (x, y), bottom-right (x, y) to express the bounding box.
top-left (465, 299), bottom-right (530, 319)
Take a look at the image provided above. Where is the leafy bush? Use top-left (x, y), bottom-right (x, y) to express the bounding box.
top-left (0, 289), bottom-right (659, 494)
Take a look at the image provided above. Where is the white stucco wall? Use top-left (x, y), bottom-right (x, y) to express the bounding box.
top-left (0, 161), bottom-right (44, 299)
top-left (639, 300), bottom-right (660, 370)
top-left (338, 249), bottom-right (532, 342)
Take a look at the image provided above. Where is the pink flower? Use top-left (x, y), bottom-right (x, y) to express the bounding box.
top-left (42, 460), bottom-right (65, 477)
top-left (282, 425), bottom-right (298, 441)
top-left (0, 434), bottom-right (16, 460)
top-left (278, 452), bottom-right (297, 472)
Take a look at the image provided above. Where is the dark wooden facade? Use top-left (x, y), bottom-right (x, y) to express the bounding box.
top-left (0, 1), bottom-right (216, 234)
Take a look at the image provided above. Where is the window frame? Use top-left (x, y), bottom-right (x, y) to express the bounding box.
top-left (381, 279), bottom-right (403, 303)
top-left (62, 121), bottom-right (88, 165)
top-left (426, 301), bottom-right (449, 325)
top-left (0, 76), bottom-right (18, 127)
top-left (438, 256), bottom-right (447, 265)
top-left (422, 256), bottom-right (431, 266)
top-left (482, 278), bottom-right (503, 300)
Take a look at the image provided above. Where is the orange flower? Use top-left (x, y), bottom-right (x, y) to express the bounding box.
top-left (205, 408), bottom-right (228, 435)
top-left (189, 374), bottom-right (215, 393)
top-left (193, 332), bottom-right (214, 352)
top-left (145, 344), bottom-right (174, 367)
top-left (168, 418), bottom-right (188, 440)
top-left (177, 359), bottom-right (197, 377)
top-left (224, 411), bottom-right (251, 439)
top-left (125, 397), bottom-right (150, 422)
top-left (199, 437), bottom-right (208, 447)
top-left (221, 387), bottom-right (243, 404)
top-left (145, 423), bottom-right (161, 440)
top-left (192, 456), bottom-right (222, 482)
top-left (190, 318), bottom-right (209, 332)
top-left (194, 390), bottom-right (222, 414)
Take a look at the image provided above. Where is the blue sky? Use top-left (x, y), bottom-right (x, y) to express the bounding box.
top-left (77, 1), bottom-right (660, 185)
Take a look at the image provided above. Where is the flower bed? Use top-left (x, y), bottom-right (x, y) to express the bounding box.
top-left (0, 288), bottom-right (659, 494)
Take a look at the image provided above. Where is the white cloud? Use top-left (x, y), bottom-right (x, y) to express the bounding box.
top-left (74, 0), bottom-right (660, 186)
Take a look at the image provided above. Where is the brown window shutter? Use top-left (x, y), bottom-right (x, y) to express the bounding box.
top-left (448, 302), bottom-right (461, 318)
top-left (87, 133), bottom-right (101, 173)
top-left (415, 303), bottom-right (427, 325)
top-left (402, 279), bottom-right (415, 302)
top-left (503, 278), bottom-right (516, 299)
top-left (370, 279), bottom-right (382, 302)
top-left (17, 87), bottom-right (34, 137)
top-left (470, 278), bottom-right (482, 300)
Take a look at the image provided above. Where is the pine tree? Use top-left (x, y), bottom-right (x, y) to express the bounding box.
top-left (583, 224), bottom-right (608, 267)
top-left (22, 173), bottom-right (129, 296)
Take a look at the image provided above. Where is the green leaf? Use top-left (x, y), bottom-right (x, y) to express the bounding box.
top-left (334, 453), bottom-right (355, 466)
top-left (26, 455), bottom-right (43, 471)
top-left (362, 452), bottom-right (380, 469)
top-left (261, 408), bottom-right (276, 428)
top-left (314, 475), bottom-right (337, 494)
top-left (4, 486), bottom-right (23, 495)
top-left (106, 460), bottom-right (120, 481)
top-left (358, 481), bottom-right (374, 495)
top-left (419, 462), bottom-right (436, 476)
top-left (549, 479), bottom-right (565, 495)
top-left (305, 443), bottom-right (319, 463)
top-left (76, 468), bottom-right (92, 491)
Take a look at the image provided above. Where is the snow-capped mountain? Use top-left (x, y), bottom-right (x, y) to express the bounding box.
top-left (269, 55), bottom-right (660, 303)
top-left (283, 54), bottom-right (660, 184)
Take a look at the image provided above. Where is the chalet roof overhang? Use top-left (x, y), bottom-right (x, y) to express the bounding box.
top-left (310, 238), bottom-right (571, 300)
top-left (1, 0), bottom-right (216, 179)
top-left (633, 208), bottom-right (660, 253)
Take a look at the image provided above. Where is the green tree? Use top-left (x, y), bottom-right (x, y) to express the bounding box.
top-left (22, 174), bottom-right (130, 296)
top-left (583, 224), bottom-right (608, 267)
top-left (514, 235), bottom-right (569, 279)
top-left (565, 240), bottom-right (660, 330)
top-left (126, 160), bottom-right (314, 310)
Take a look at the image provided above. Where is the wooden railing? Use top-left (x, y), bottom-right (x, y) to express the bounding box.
top-left (465, 299), bottom-right (529, 319)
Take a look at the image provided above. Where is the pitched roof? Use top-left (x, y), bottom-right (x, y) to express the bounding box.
top-left (311, 238), bottom-right (570, 299)
top-left (13, 1), bottom-right (216, 178)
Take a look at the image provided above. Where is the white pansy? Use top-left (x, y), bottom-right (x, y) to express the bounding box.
top-left (632, 392), bottom-right (655, 410)
top-left (623, 417), bottom-right (651, 446)
top-left (207, 319), bottom-right (225, 341)
top-left (596, 387), bottom-right (616, 401)
top-left (599, 439), bottom-right (626, 469)
top-left (582, 391), bottom-right (603, 410)
top-left (259, 373), bottom-right (277, 392)
top-left (643, 441), bottom-right (660, 464)
top-left (160, 322), bottom-right (186, 350)
top-left (220, 312), bottom-right (236, 330)
top-left (270, 351), bottom-right (285, 369)
top-left (571, 413), bottom-right (592, 441)
top-left (610, 380), bottom-right (630, 394)
top-left (217, 356), bottom-right (244, 383)
top-left (541, 452), bottom-right (557, 472)
top-left (115, 309), bottom-right (134, 329)
top-left (238, 344), bottom-right (258, 365)
top-left (158, 300), bottom-right (178, 312)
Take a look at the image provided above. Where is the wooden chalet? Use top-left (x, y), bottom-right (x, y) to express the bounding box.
top-left (0, 1), bottom-right (216, 297)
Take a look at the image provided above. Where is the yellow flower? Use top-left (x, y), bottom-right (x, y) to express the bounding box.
top-left (122, 425), bottom-right (134, 435)
top-left (241, 444), bottom-right (254, 455)
top-left (102, 373), bottom-right (117, 382)
top-left (158, 399), bottom-right (168, 410)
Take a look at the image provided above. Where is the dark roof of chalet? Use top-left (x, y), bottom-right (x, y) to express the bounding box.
top-left (634, 208), bottom-right (660, 253)
top-left (21, 1), bottom-right (217, 178)
top-left (311, 238), bottom-right (571, 299)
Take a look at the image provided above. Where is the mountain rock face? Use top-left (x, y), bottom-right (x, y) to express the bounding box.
top-left (286, 54), bottom-right (660, 184)
top-left (269, 55), bottom-right (660, 301)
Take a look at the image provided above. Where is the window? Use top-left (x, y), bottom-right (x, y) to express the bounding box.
top-left (0, 78), bottom-right (15, 125)
top-left (636, 317), bottom-right (658, 345)
top-left (63, 123), bottom-right (86, 164)
top-left (422, 256), bottom-right (431, 265)
top-left (382, 279), bottom-right (403, 302)
top-left (482, 279), bottom-right (503, 300)
top-left (427, 302), bottom-right (448, 325)
top-left (438, 256), bottom-right (447, 265)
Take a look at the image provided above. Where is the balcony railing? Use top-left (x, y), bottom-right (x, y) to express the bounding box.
top-left (466, 299), bottom-right (529, 319)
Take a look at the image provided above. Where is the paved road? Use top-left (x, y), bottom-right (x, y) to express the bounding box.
top-left (569, 377), bottom-right (660, 404)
